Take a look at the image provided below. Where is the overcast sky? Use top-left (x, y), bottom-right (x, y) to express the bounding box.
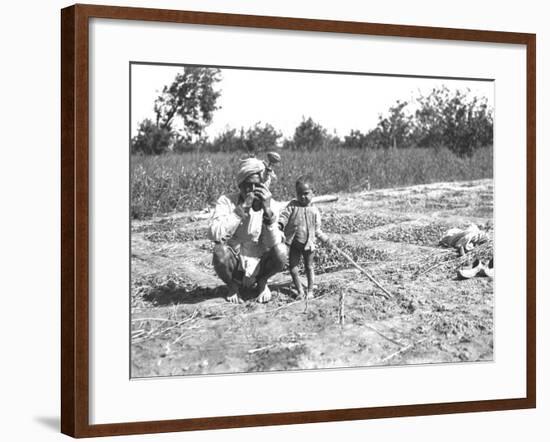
top-left (131, 64), bottom-right (494, 140)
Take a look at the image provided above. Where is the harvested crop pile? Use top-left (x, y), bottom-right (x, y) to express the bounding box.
top-left (322, 212), bottom-right (397, 234)
top-left (132, 219), bottom-right (178, 234)
top-left (144, 228), bottom-right (208, 243)
top-left (132, 272), bottom-right (198, 308)
top-left (405, 239), bottom-right (493, 279)
top-left (133, 217), bottom-right (209, 242)
top-left (369, 222), bottom-right (453, 246)
top-left (314, 240), bottom-right (390, 274)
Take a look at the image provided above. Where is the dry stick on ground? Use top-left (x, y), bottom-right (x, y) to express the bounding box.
top-left (247, 344), bottom-right (278, 354)
top-left (169, 290), bottom-right (332, 339)
top-left (265, 291), bottom-right (331, 316)
top-left (158, 309), bottom-right (199, 335)
top-left (339, 291), bottom-right (346, 325)
top-left (331, 244), bottom-right (393, 299)
top-left (135, 277), bottom-right (358, 344)
top-left (248, 342), bottom-right (302, 354)
top-left (379, 337), bottom-right (428, 364)
top-left (414, 240), bottom-right (494, 279)
top-left (131, 317), bottom-right (182, 323)
top-left (133, 309), bottom-right (199, 344)
top-left (364, 324), bottom-right (404, 347)
top-left (172, 332), bottom-right (193, 345)
top-left (164, 288), bottom-right (333, 337)
top-left (140, 291), bottom-right (330, 343)
top-left (408, 249), bottom-right (454, 274)
top-left (413, 254), bottom-right (456, 278)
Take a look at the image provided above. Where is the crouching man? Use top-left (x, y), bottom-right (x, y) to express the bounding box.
top-left (208, 158), bottom-right (287, 304)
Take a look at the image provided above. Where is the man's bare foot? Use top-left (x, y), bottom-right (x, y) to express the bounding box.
top-left (226, 293), bottom-right (243, 304)
top-left (306, 290), bottom-right (314, 300)
top-left (256, 285), bottom-right (272, 303)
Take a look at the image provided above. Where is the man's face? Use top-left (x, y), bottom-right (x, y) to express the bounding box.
top-left (239, 173), bottom-right (262, 199)
top-left (296, 182), bottom-right (314, 206)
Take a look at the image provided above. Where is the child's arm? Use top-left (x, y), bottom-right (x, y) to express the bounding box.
top-left (277, 201), bottom-right (293, 231)
top-left (314, 208), bottom-right (332, 246)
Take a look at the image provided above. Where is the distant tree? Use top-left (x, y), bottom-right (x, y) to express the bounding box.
top-left (131, 67), bottom-right (222, 155)
top-left (172, 135), bottom-right (212, 153)
top-left (209, 128), bottom-right (246, 153)
top-left (281, 138), bottom-right (296, 150)
top-left (361, 89), bottom-right (493, 155)
top-left (373, 100), bottom-right (414, 149)
top-left (154, 67), bottom-right (222, 142)
top-left (245, 122), bottom-right (282, 153)
top-left (292, 117), bottom-right (329, 151)
top-left (131, 119), bottom-right (173, 155)
top-left (412, 87), bottom-right (493, 156)
top-left (343, 129), bottom-right (380, 149)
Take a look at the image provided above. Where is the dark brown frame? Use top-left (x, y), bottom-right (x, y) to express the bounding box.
top-left (61, 3), bottom-right (536, 438)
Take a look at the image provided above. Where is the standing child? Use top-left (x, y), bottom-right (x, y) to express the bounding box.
top-left (278, 176), bottom-right (332, 299)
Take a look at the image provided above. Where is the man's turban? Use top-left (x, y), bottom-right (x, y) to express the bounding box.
top-left (236, 158), bottom-right (265, 185)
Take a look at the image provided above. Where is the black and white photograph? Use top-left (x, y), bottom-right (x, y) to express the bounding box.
top-left (2, 0), bottom-right (546, 439)
top-left (130, 63), bottom-right (494, 378)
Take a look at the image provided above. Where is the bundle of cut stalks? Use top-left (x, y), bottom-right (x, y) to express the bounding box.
top-left (412, 239), bottom-right (494, 279)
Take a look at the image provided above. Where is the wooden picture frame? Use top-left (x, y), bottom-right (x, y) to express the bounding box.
top-left (61, 3), bottom-right (536, 438)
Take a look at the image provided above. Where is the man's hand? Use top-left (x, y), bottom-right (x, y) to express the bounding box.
top-left (242, 192), bottom-right (255, 210)
top-left (253, 183), bottom-right (273, 214)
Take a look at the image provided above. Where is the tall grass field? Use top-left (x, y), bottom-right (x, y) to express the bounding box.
top-left (131, 146), bottom-right (493, 219)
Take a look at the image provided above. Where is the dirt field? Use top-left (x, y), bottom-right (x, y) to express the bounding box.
top-left (131, 179), bottom-right (494, 378)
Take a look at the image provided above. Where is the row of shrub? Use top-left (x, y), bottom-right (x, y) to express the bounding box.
top-left (133, 87), bottom-right (493, 158)
top-left (131, 146), bottom-right (493, 219)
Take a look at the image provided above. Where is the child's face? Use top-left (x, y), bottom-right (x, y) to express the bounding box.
top-left (296, 182), bottom-right (314, 206)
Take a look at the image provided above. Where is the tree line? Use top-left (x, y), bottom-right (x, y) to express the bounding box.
top-left (132, 67), bottom-right (493, 157)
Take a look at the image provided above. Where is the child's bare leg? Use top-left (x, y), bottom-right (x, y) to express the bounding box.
top-left (289, 244), bottom-right (304, 297)
top-left (303, 250), bottom-right (315, 299)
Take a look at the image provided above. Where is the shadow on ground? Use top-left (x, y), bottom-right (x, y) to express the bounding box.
top-left (144, 284), bottom-right (227, 305)
top-left (143, 279), bottom-right (300, 306)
